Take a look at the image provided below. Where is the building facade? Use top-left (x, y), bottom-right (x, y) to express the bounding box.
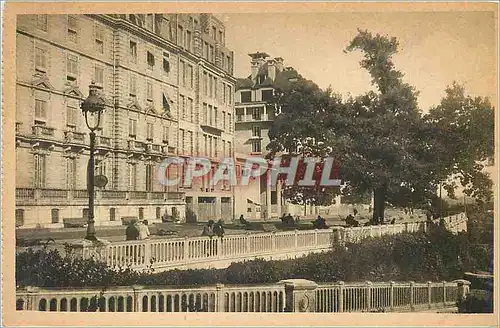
top-left (234, 52), bottom-right (326, 220)
top-left (15, 14), bottom-right (236, 228)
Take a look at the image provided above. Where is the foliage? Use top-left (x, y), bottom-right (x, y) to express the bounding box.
top-left (17, 229), bottom-right (491, 288)
top-left (425, 82), bottom-right (495, 202)
top-left (266, 70), bottom-right (343, 206)
top-left (267, 29), bottom-right (494, 222)
top-left (457, 289), bottom-right (493, 313)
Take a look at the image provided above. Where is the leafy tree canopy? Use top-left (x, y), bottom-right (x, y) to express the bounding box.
top-left (267, 29), bottom-right (494, 220)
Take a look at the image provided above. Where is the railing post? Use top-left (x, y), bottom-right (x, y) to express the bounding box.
top-left (314, 229), bottom-right (318, 246)
top-left (390, 281), bottom-right (395, 311)
top-left (442, 281), bottom-right (447, 307)
top-left (26, 286), bottom-right (40, 311)
top-left (427, 281), bottom-right (432, 309)
top-left (132, 285), bottom-right (144, 312)
top-left (366, 281), bottom-right (372, 311)
top-left (338, 281), bottom-right (344, 313)
top-left (216, 283), bottom-right (225, 312)
top-left (405, 222), bottom-right (409, 232)
top-left (246, 232), bottom-right (251, 253)
top-left (368, 226), bottom-right (373, 238)
top-left (144, 240), bottom-right (151, 268)
top-left (409, 281), bottom-right (414, 311)
top-left (294, 229), bottom-right (298, 249)
top-left (453, 279), bottom-right (471, 304)
top-left (184, 237), bottom-right (189, 261)
top-left (272, 231), bottom-right (276, 251)
top-left (280, 279), bottom-right (318, 312)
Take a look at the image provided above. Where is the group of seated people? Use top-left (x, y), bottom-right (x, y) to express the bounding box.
top-left (279, 213), bottom-right (299, 225)
top-left (312, 215), bottom-right (329, 229)
top-left (201, 219), bottom-right (225, 238)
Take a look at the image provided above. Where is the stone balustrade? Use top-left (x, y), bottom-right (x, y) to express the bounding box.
top-left (77, 214), bottom-right (467, 272)
top-left (16, 188), bottom-right (185, 205)
top-left (15, 279), bottom-right (470, 313)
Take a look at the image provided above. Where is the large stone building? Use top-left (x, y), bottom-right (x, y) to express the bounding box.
top-left (234, 52), bottom-right (332, 220)
top-left (15, 14), bottom-right (236, 228)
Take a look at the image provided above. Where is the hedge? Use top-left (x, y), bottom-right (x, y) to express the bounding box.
top-left (16, 227), bottom-right (492, 288)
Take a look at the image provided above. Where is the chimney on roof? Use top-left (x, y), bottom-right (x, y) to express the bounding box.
top-left (267, 59), bottom-right (276, 82)
top-left (249, 52), bottom-right (269, 81)
top-left (274, 57), bottom-right (284, 72)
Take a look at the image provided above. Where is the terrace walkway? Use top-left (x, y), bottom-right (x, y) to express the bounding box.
top-left (75, 213), bottom-right (467, 272)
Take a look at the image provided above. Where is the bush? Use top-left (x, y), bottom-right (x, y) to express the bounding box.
top-left (458, 289), bottom-right (493, 313)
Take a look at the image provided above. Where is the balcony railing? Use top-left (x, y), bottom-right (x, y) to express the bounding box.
top-left (15, 189), bottom-right (186, 203)
top-left (16, 188), bottom-right (34, 199)
top-left (64, 131), bottom-right (85, 144)
top-left (101, 191), bottom-right (127, 199)
top-left (73, 189), bottom-right (89, 198)
top-left (166, 192), bottom-right (184, 200)
top-left (32, 125), bottom-right (55, 137)
top-left (40, 189), bottom-right (68, 198)
top-left (128, 140), bottom-right (146, 151)
top-left (129, 191), bottom-right (148, 199)
top-left (150, 192), bottom-right (165, 200)
top-left (96, 135), bottom-right (112, 147)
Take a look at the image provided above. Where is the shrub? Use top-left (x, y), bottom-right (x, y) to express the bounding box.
top-left (458, 289), bottom-right (493, 313)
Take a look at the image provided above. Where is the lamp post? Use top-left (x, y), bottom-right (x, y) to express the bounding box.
top-left (81, 82), bottom-right (105, 241)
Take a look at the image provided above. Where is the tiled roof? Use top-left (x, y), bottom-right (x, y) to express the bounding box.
top-left (236, 64), bottom-right (301, 90)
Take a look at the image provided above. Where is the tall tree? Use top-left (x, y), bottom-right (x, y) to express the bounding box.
top-left (338, 29), bottom-right (430, 223)
top-left (424, 82), bottom-right (495, 203)
top-left (267, 72), bottom-right (342, 206)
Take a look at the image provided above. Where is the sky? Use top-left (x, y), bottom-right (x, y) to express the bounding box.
top-left (218, 11), bottom-right (497, 112)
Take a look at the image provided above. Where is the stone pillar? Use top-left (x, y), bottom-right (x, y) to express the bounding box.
top-left (184, 236), bottom-right (189, 260)
top-left (338, 281), bottom-right (345, 312)
top-left (70, 238), bottom-right (111, 262)
top-left (26, 286), bottom-right (40, 311)
top-left (366, 281), bottom-right (372, 311)
top-left (409, 281), bottom-right (415, 311)
top-left (427, 281), bottom-right (433, 309)
top-left (442, 281), bottom-right (447, 306)
top-left (132, 285), bottom-right (145, 312)
top-left (280, 279), bottom-right (318, 312)
top-left (389, 281), bottom-right (395, 310)
top-left (266, 172), bottom-right (272, 220)
top-left (216, 283), bottom-right (225, 312)
top-left (453, 279), bottom-right (471, 303)
top-left (276, 180), bottom-right (282, 216)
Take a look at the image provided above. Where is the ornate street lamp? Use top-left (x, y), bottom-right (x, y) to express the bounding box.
top-left (81, 82), bottom-right (105, 241)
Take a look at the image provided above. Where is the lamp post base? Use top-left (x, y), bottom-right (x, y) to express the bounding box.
top-left (69, 238), bottom-right (111, 261)
top-left (84, 235), bottom-right (98, 241)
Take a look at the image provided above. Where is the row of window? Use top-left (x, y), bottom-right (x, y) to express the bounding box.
top-left (33, 96), bottom-right (106, 135)
top-left (240, 89), bottom-right (274, 103)
top-left (236, 107), bottom-right (265, 122)
top-left (35, 47), bottom-right (106, 87)
top-left (15, 206), bottom-right (168, 226)
top-left (36, 15), bottom-right (105, 55)
top-left (33, 155), bottom-right (107, 189)
top-left (202, 103), bottom-right (233, 132)
top-left (128, 119), bottom-right (170, 143)
top-left (201, 70), bottom-right (233, 104)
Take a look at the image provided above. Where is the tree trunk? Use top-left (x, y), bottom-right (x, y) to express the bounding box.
top-left (372, 183), bottom-right (387, 225)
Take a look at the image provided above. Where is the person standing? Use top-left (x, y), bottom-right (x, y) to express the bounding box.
top-left (125, 219), bottom-right (140, 241)
top-left (138, 220), bottom-right (150, 240)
